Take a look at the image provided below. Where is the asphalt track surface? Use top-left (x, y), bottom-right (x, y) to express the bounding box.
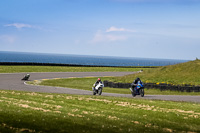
top-left (0, 72), bottom-right (200, 103)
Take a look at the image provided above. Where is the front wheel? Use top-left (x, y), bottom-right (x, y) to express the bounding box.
top-left (92, 88), bottom-right (96, 95)
top-left (140, 89), bottom-right (144, 97)
top-left (93, 91), bottom-right (96, 95)
top-left (131, 89), bottom-right (136, 97)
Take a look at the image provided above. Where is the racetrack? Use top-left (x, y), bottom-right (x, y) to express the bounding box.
top-left (0, 72), bottom-right (200, 103)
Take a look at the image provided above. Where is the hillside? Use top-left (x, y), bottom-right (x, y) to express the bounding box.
top-left (112, 60), bottom-right (200, 85)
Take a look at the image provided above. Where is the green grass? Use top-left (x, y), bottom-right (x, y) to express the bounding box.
top-left (0, 65), bottom-right (146, 73)
top-left (109, 60), bottom-right (200, 86)
top-left (0, 90), bottom-right (200, 133)
top-left (29, 77), bottom-right (200, 95)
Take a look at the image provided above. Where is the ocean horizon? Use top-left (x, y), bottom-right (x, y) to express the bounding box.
top-left (0, 51), bottom-right (189, 67)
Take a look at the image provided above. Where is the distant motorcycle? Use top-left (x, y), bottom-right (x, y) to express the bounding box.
top-left (130, 81), bottom-right (144, 97)
top-left (92, 82), bottom-right (104, 95)
top-left (21, 74), bottom-right (30, 80)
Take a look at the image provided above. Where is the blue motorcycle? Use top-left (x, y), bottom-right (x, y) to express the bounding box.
top-left (130, 81), bottom-right (144, 97)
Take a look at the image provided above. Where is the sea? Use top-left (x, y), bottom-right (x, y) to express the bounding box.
top-left (0, 51), bottom-right (189, 67)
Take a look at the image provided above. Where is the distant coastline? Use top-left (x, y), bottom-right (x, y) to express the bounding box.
top-left (0, 62), bottom-right (159, 68)
top-left (0, 51), bottom-right (189, 67)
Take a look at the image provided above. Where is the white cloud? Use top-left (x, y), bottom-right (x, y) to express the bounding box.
top-left (4, 23), bottom-right (33, 29)
top-left (90, 30), bottom-right (127, 43)
top-left (106, 34), bottom-right (127, 41)
top-left (106, 26), bottom-right (135, 32)
top-left (0, 35), bottom-right (16, 43)
top-left (90, 26), bottom-right (135, 44)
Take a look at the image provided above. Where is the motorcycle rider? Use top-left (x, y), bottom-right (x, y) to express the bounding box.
top-left (21, 74), bottom-right (30, 80)
top-left (131, 77), bottom-right (142, 93)
top-left (93, 78), bottom-right (102, 90)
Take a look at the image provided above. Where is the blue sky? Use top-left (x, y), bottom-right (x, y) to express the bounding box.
top-left (0, 0), bottom-right (200, 60)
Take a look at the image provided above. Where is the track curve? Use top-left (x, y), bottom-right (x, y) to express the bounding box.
top-left (0, 72), bottom-right (200, 103)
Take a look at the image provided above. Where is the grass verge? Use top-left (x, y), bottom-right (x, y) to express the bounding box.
top-left (0, 90), bottom-right (200, 133)
top-left (28, 77), bottom-right (200, 95)
top-left (0, 65), bottom-right (146, 73)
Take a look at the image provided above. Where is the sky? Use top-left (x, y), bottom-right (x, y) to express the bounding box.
top-left (0, 0), bottom-right (200, 60)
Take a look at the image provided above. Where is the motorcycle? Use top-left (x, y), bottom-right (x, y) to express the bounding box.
top-left (92, 82), bottom-right (104, 95)
top-left (130, 81), bottom-right (144, 97)
top-left (21, 74), bottom-right (30, 80)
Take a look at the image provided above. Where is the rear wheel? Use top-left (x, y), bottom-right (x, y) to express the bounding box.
top-left (98, 88), bottom-right (102, 95)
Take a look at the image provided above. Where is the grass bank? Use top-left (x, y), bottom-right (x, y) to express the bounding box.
top-left (0, 90), bottom-right (200, 133)
top-left (0, 65), bottom-right (146, 73)
top-left (110, 60), bottom-right (200, 86)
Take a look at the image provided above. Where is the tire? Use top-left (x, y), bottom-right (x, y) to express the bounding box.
top-left (99, 88), bottom-right (102, 95)
top-left (140, 89), bottom-right (144, 97)
top-left (131, 89), bottom-right (136, 97)
top-left (93, 90), bottom-right (96, 95)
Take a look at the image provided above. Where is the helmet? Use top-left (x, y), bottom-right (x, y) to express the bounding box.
top-left (98, 78), bottom-right (101, 81)
top-left (136, 77), bottom-right (140, 81)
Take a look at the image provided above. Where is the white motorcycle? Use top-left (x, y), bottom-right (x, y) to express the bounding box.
top-left (92, 82), bottom-right (104, 95)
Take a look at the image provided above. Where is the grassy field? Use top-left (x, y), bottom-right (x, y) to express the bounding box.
top-left (110, 60), bottom-right (200, 85)
top-left (0, 65), bottom-right (146, 73)
top-left (29, 77), bottom-right (200, 95)
top-left (1, 62), bottom-right (200, 132)
top-left (0, 90), bottom-right (200, 133)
